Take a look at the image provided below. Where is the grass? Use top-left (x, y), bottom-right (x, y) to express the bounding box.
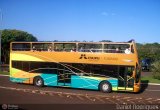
top-left (141, 75), bottom-right (160, 84)
top-left (0, 71), bottom-right (9, 75)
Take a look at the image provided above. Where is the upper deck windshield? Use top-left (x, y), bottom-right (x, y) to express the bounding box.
top-left (11, 42), bottom-right (135, 54)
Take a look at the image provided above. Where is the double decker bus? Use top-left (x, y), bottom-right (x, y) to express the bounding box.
top-left (10, 40), bottom-right (141, 93)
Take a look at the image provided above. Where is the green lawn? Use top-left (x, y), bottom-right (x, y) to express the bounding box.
top-left (0, 71), bottom-right (9, 75)
top-left (141, 75), bottom-right (160, 84)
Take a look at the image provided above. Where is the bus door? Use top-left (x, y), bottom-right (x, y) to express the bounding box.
top-left (57, 65), bottom-right (71, 86)
top-left (118, 66), bottom-right (134, 91)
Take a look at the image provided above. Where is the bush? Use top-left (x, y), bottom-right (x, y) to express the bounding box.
top-left (151, 61), bottom-right (160, 80)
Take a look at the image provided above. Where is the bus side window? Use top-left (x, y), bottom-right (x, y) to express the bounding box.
top-left (32, 46), bottom-right (36, 52)
top-left (12, 43), bottom-right (30, 51)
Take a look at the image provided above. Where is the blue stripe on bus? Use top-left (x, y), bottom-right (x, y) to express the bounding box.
top-left (39, 73), bottom-right (118, 90)
top-left (40, 73), bottom-right (57, 86)
top-left (71, 76), bottom-right (118, 90)
top-left (57, 83), bottom-right (65, 86)
top-left (107, 79), bottom-right (118, 87)
top-left (64, 83), bottom-right (71, 86)
top-left (71, 75), bottom-right (100, 90)
top-left (10, 77), bottom-right (28, 83)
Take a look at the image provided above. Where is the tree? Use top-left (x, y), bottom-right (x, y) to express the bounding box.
top-left (137, 43), bottom-right (160, 61)
top-left (1, 29), bottom-right (38, 64)
top-left (99, 40), bottom-right (112, 42)
top-left (151, 60), bottom-right (160, 80)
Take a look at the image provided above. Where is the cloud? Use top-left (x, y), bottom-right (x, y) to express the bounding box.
top-left (101, 12), bottom-right (116, 16)
top-left (111, 13), bottom-right (116, 16)
top-left (101, 12), bottom-right (109, 16)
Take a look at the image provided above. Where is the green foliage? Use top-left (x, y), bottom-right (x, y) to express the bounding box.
top-left (0, 71), bottom-right (9, 75)
top-left (1, 29), bottom-right (38, 64)
top-left (141, 76), bottom-right (160, 83)
top-left (99, 40), bottom-right (112, 42)
top-left (151, 61), bottom-right (160, 80)
top-left (137, 43), bottom-right (160, 61)
top-left (2, 29), bottom-right (37, 43)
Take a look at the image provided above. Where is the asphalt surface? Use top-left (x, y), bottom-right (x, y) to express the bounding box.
top-left (0, 75), bottom-right (160, 110)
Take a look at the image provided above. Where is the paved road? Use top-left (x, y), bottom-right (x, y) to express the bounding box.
top-left (0, 75), bottom-right (160, 110)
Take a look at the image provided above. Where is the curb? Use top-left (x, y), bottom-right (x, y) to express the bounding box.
top-left (148, 83), bottom-right (160, 86)
top-left (0, 74), bottom-right (9, 76)
top-left (141, 83), bottom-right (160, 85)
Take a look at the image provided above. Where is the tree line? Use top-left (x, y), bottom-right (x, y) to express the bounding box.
top-left (1, 29), bottom-right (37, 63)
top-left (137, 43), bottom-right (160, 61)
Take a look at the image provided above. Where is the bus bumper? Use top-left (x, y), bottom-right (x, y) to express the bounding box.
top-left (134, 83), bottom-right (141, 93)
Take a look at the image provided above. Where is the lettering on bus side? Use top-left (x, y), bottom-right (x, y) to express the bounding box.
top-left (79, 54), bottom-right (100, 60)
top-left (104, 57), bottom-right (118, 60)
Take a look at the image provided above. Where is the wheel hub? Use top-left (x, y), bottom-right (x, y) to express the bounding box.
top-left (36, 79), bottom-right (42, 86)
top-left (102, 84), bottom-right (109, 91)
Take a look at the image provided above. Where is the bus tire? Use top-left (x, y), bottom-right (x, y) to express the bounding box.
top-left (33, 76), bottom-right (44, 87)
top-left (99, 81), bottom-right (112, 93)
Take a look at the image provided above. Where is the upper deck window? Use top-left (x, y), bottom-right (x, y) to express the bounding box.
top-left (54, 43), bottom-right (76, 52)
top-left (104, 44), bottom-right (132, 53)
top-left (78, 43), bottom-right (102, 52)
top-left (11, 42), bottom-right (135, 54)
top-left (32, 43), bottom-right (52, 51)
top-left (12, 43), bottom-right (30, 51)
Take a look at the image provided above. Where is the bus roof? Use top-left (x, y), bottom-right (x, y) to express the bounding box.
top-left (11, 40), bottom-right (135, 44)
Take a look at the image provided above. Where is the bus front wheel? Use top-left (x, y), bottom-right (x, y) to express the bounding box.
top-left (33, 76), bottom-right (44, 87)
top-left (99, 81), bottom-right (112, 93)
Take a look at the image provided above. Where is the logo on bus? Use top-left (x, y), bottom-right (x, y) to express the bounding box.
top-left (79, 54), bottom-right (87, 59)
top-left (79, 54), bottom-right (100, 60)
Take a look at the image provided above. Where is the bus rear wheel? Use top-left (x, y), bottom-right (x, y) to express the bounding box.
top-left (33, 76), bottom-right (44, 87)
top-left (99, 81), bottom-right (112, 93)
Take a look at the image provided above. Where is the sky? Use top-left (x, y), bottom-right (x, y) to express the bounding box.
top-left (0, 0), bottom-right (160, 43)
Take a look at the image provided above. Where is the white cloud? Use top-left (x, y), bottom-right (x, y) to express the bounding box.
top-left (111, 13), bottom-right (116, 16)
top-left (101, 12), bottom-right (116, 16)
top-left (101, 12), bottom-right (109, 16)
